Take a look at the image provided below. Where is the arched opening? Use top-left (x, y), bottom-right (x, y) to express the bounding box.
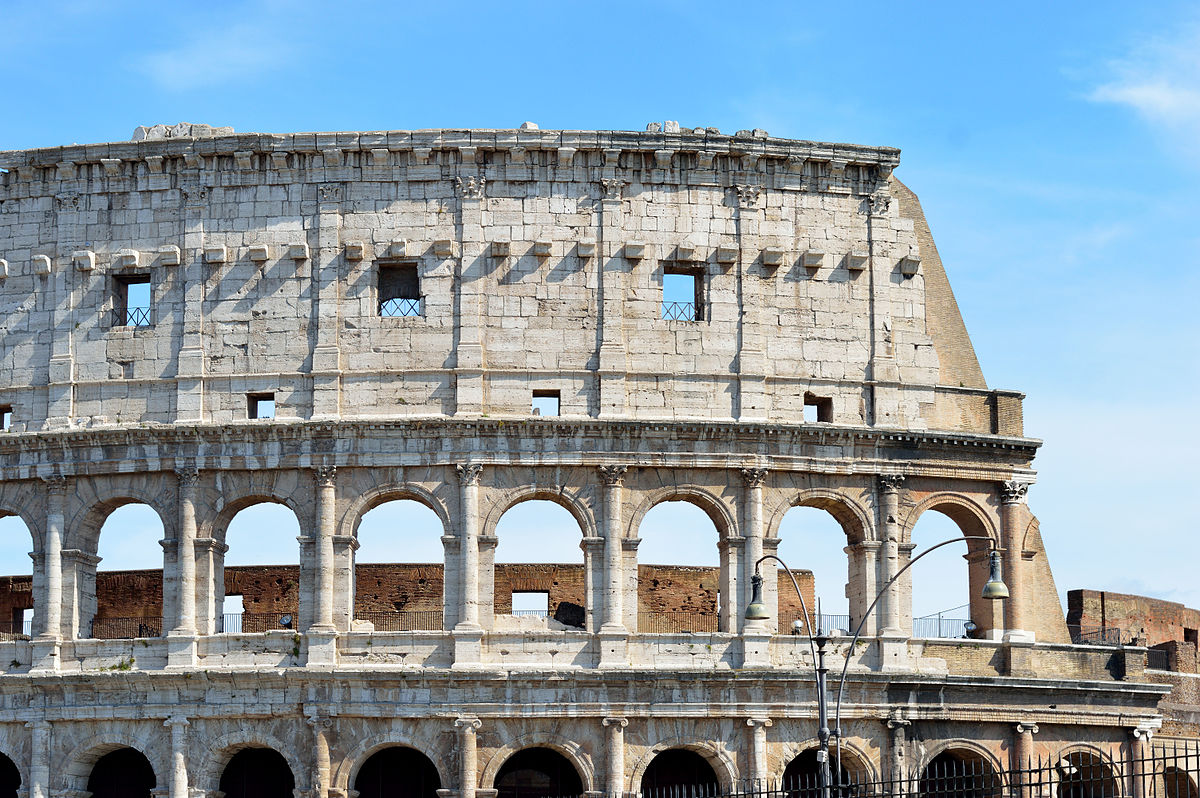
top-left (0, 513), bottom-right (34, 639)
top-left (1056, 752), bottom-right (1119, 798)
top-left (0, 751), bottom-right (20, 798)
top-left (354, 746), bottom-right (441, 798)
top-left (494, 500), bottom-right (586, 629)
top-left (919, 749), bottom-right (1002, 798)
top-left (641, 749), bottom-right (720, 795)
top-left (908, 505), bottom-right (996, 639)
top-left (1164, 767), bottom-right (1198, 798)
top-left (777, 506), bottom-right (851, 635)
top-left (222, 502), bottom-right (301, 634)
top-left (219, 748), bottom-right (294, 798)
top-left (93, 503), bottom-right (165, 639)
top-left (86, 747), bottom-right (156, 798)
top-left (783, 746), bottom-right (869, 795)
top-left (354, 498), bottom-right (446, 631)
top-left (637, 500), bottom-right (723, 633)
top-left (494, 747), bottom-right (583, 798)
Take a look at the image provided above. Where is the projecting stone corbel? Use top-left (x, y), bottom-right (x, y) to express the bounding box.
top-left (676, 243), bottom-right (698, 262)
top-left (248, 245), bottom-right (270, 264)
top-left (158, 245), bottom-right (181, 266)
top-left (72, 250), bottom-right (95, 271)
top-left (716, 245), bottom-right (738, 268)
top-left (344, 241), bottom-right (366, 261)
top-left (0, 259), bottom-right (8, 279)
top-left (32, 255), bottom-right (51, 275)
top-left (100, 158), bottom-right (122, 177)
top-left (532, 240), bottom-right (553, 258)
top-left (899, 254), bottom-right (921, 277)
top-left (288, 243), bottom-right (310, 261)
top-left (803, 250), bottom-right (825, 271)
top-left (203, 246), bottom-right (227, 264)
top-left (845, 250), bottom-right (868, 272)
top-left (624, 241), bottom-right (646, 261)
top-left (388, 240), bottom-right (409, 259)
top-left (433, 240), bottom-right (454, 258)
top-left (557, 147), bottom-right (576, 167)
top-left (491, 240), bottom-right (511, 258)
top-left (115, 249), bottom-right (141, 268)
top-left (761, 247), bottom-right (785, 268)
top-left (576, 239), bottom-right (596, 259)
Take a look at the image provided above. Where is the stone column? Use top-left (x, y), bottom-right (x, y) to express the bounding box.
top-left (40, 476), bottom-right (67, 641)
top-left (877, 475), bottom-right (905, 638)
top-left (597, 176), bottom-right (628, 417)
top-left (456, 465), bottom-right (483, 630)
top-left (26, 720), bottom-right (50, 798)
top-left (311, 182), bottom-right (344, 418)
top-left (455, 716), bottom-right (482, 798)
top-left (311, 466), bottom-right (337, 632)
top-left (847, 541), bottom-right (880, 637)
top-left (1012, 722), bottom-right (1038, 798)
top-left (719, 535), bottom-right (744, 634)
top-left (746, 717), bottom-right (772, 787)
top-left (741, 468), bottom-right (768, 633)
top-left (581, 536), bottom-right (604, 633)
top-left (172, 469), bottom-right (199, 635)
top-left (603, 717), bottom-right (628, 797)
top-left (598, 466), bottom-right (628, 632)
top-left (307, 714), bottom-right (333, 798)
top-left (177, 182), bottom-right (209, 421)
top-left (1130, 726), bottom-right (1154, 798)
top-left (454, 175), bottom-right (486, 415)
top-left (886, 713), bottom-right (910, 782)
top-left (1000, 480), bottom-right (1031, 641)
top-left (165, 717), bottom-right (190, 798)
top-left (734, 184), bottom-right (768, 421)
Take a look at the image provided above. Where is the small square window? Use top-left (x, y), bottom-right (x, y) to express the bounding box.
top-left (0, 405), bottom-right (11, 432)
top-left (803, 393), bottom-right (833, 423)
top-left (511, 591), bottom-right (549, 617)
top-left (532, 390), bottom-right (560, 416)
top-left (113, 273), bottom-right (152, 327)
top-left (662, 267), bottom-right (703, 321)
top-left (379, 263), bottom-right (422, 317)
top-left (248, 393), bottom-right (275, 419)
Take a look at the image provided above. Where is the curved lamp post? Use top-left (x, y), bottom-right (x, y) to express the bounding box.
top-left (744, 536), bottom-right (1009, 798)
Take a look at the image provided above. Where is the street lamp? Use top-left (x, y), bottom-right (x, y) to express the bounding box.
top-left (744, 537), bottom-right (1008, 798)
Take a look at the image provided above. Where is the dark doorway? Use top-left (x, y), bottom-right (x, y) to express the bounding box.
top-left (87, 747), bottom-right (155, 798)
top-left (495, 747), bottom-right (583, 798)
top-left (0, 753), bottom-right (19, 798)
top-left (219, 748), bottom-right (294, 798)
top-left (920, 751), bottom-right (1001, 798)
top-left (1056, 752), bottom-right (1118, 798)
top-left (783, 748), bottom-right (859, 796)
top-left (641, 749), bottom-right (720, 795)
top-left (354, 746), bottom-right (441, 798)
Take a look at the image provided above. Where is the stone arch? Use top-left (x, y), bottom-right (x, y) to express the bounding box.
top-left (766, 489), bottom-right (873, 545)
top-left (60, 733), bottom-right (164, 795)
top-left (1055, 745), bottom-right (1123, 798)
top-left (206, 491), bottom-right (305, 545)
top-left (341, 483), bottom-right (452, 540)
top-left (71, 492), bottom-right (171, 556)
top-left (0, 494), bottom-right (41, 553)
top-left (0, 749), bottom-right (18, 798)
top-left (900, 493), bottom-right (998, 548)
top-left (918, 741), bottom-right (1006, 798)
top-left (196, 731), bottom-right (306, 794)
top-left (0, 505), bottom-right (37, 635)
top-left (336, 734), bottom-right (447, 795)
top-left (777, 737), bottom-right (878, 784)
top-left (479, 734), bottom-right (596, 792)
top-left (629, 739), bottom-right (738, 792)
top-left (917, 740), bottom-right (1005, 777)
top-left (627, 486), bottom-right (738, 541)
top-left (481, 485), bottom-right (598, 541)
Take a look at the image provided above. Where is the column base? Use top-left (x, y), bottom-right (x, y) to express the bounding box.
top-left (740, 628), bottom-right (773, 669)
top-left (30, 637), bottom-right (61, 673)
top-left (452, 626), bottom-right (484, 668)
top-left (598, 630), bottom-right (629, 668)
top-left (876, 634), bottom-right (911, 672)
top-left (306, 628), bottom-right (338, 667)
top-left (165, 632), bottom-right (198, 669)
top-left (1003, 629), bottom-right (1035, 644)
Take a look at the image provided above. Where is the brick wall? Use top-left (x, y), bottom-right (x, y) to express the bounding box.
top-left (1068, 589), bottom-right (1200, 650)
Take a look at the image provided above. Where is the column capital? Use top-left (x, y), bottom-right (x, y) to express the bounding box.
top-left (740, 468), bottom-right (768, 488)
top-left (599, 179), bottom-right (626, 200)
top-left (602, 717), bottom-right (628, 729)
top-left (455, 175), bottom-right (485, 199)
top-left (1000, 480), bottom-right (1030, 505)
top-left (745, 717), bottom-right (773, 729)
top-left (454, 716), bottom-right (482, 733)
top-left (165, 716), bottom-right (190, 729)
top-left (1130, 724), bottom-right (1157, 741)
top-left (175, 468), bottom-right (200, 489)
top-left (1015, 722), bottom-right (1039, 735)
top-left (42, 474), bottom-right (69, 495)
top-left (598, 465), bottom-right (628, 486)
top-left (315, 465), bottom-right (337, 488)
top-left (24, 720), bottom-right (50, 731)
top-left (456, 464), bottom-right (483, 486)
top-left (886, 710), bottom-right (910, 730)
top-left (877, 474), bottom-right (905, 493)
top-left (734, 184), bottom-right (763, 209)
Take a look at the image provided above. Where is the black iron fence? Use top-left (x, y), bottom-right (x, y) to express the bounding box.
top-left (355, 610), bottom-right (442, 631)
top-left (1069, 624), bottom-right (1124, 646)
top-left (638, 612), bottom-right (719, 634)
top-left (90, 617), bottom-right (161, 639)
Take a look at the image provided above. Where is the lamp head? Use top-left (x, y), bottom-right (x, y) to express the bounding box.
top-left (982, 549), bottom-right (1010, 600)
top-left (744, 573), bottom-right (770, 621)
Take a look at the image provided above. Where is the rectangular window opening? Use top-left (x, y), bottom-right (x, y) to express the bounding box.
top-left (379, 263), bottom-right (422, 317)
top-left (803, 392), bottom-right (834, 423)
top-left (0, 405), bottom-right (11, 432)
top-left (113, 273), bottom-right (152, 327)
top-left (532, 389), bottom-right (560, 416)
top-left (511, 591), bottom-right (550, 617)
top-left (662, 267), bottom-right (703, 321)
top-left (1186, 627), bottom-right (1198, 648)
top-left (247, 392), bottom-right (275, 419)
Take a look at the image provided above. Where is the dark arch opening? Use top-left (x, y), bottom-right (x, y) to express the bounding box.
top-left (1165, 767), bottom-right (1199, 798)
top-left (354, 746), bottom-right (441, 798)
top-left (783, 747), bottom-right (865, 796)
top-left (1056, 752), bottom-right (1119, 798)
top-left (494, 747), bottom-right (583, 798)
top-left (920, 750), bottom-right (1001, 798)
top-left (219, 748), bottom-right (294, 798)
top-left (641, 749), bottom-right (720, 795)
top-left (0, 752), bottom-right (19, 798)
top-left (86, 747), bottom-right (155, 798)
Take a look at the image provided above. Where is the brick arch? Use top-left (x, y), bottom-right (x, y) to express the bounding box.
top-left (627, 486), bottom-right (738, 542)
top-left (777, 737), bottom-right (878, 783)
top-left (478, 733), bottom-right (596, 792)
top-left (1021, 516), bottom-right (1039, 552)
top-left (335, 734), bottom-right (447, 795)
top-left (900, 493), bottom-right (998, 550)
top-left (766, 489), bottom-right (873, 544)
top-left (1054, 745), bottom-right (1124, 798)
top-left (629, 738), bottom-right (738, 792)
top-left (59, 733), bottom-right (163, 794)
top-left (481, 485), bottom-right (598, 541)
top-left (340, 483), bottom-right (451, 540)
top-left (917, 739), bottom-right (1007, 786)
top-left (195, 731), bottom-right (305, 794)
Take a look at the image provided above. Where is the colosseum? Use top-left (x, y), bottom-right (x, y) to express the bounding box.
top-left (0, 122), bottom-right (1193, 798)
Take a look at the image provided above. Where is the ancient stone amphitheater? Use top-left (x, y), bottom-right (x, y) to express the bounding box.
top-left (0, 123), bottom-right (1182, 798)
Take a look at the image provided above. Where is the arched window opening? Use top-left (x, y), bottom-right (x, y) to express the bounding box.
top-left (354, 746), bottom-right (441, 798)
top-left (355, 499), bottom-right (445, 632)
top-left (219, 748), bottom-right (294, 798)
top-left (86, 747), bottom-right (155, 798)
top-left (1056, 752), bottom-right (1119, 798)
top-left (909, 510), bottom-right (978, 639)
top-left (223, 503), bottom-right (301, 634)
top-left (637, 501), bottom-right (722, 634)
top-left (0, 514), bottom-right (34, 639)
top-left (783, 746), bottom-right (868, 796)
top-left (1164, 766), bottom-right (1198, 798)
top-left (0, 751), bottom-right (20, 798)
top-left (919, 750), bottom-right (1002, 798)
top-left (494, 747), bottom-right (583, 798)
top-left (641, 749), bottom-right (720, 796)
top-left (777, 506), bottom-right (849, 635)
top-left (93, 503), bottom-right (165, 639)
top-left (494, 500), bottom-right (586, 629)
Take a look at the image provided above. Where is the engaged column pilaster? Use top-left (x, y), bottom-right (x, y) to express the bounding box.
top-left (1000, 480), bottom-right (1032, 642)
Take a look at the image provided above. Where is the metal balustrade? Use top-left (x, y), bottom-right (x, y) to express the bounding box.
top-left (0, 618), bottom-right (32, 639)
top-left (1069, 624), bottom-right (1124, 645)
top-left (354, 610), bottom-right (442, 631)
top-left (912, 615), bottom-right (972, 639)
top-left (222, 612), bottom-right (296, 634)
top-left (112, 306), bottom-right (152, 327)
top-left (638, 611), bottom-right (719, 634)
top-left (380, 296), bottom-right (422, 317)
top-left (661, 301), bottom-right (700, 321)
top-left (90, 617), bottom-right (161, 639)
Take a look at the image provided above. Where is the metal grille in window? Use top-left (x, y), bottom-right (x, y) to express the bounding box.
top-left (112, 306), bottom-right (152, 327)
top-left (380, 297), bottom-right (423, 317)
top-left (662, 301), bottom-right (699, 321)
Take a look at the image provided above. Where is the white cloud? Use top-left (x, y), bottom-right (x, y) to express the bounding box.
top-left (135, 21), bottom-right (296, 91)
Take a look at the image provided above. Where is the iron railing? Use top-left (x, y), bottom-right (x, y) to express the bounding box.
top-left (662, 301), bottom-right (701, 321)
top-left (222, 612), bottom-right (296, 634)
top-left (89, 617), bottom-right (161, 639)
top-left (354, 610), bottom-right (442, 631)
top-left (912, 616), bottom-right (972, 639)
top-left (0, 618), bottom-right (32, 639)
top-left (380, 297), bottom-right (422, 317)
top-left (1147, 647), bottom-right (1171, 670)
top-left (112, 306), bottom-right (152, 327)
top-left (1069, 624), bottom-right (1124, 646)
top-left (785, 614), bottom-right (852, 635)
top-left (510, 609), bottom-right (550, 619)
top-left (638, 611), bottom-right (719, 634)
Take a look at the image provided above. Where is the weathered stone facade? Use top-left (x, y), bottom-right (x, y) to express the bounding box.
top-left (0, 125), bottom-right (1182, 797)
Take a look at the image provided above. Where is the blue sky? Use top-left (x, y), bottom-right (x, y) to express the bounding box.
top-left (1, 1), bottom-right (1198, 619)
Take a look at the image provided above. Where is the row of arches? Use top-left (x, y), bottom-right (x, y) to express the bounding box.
top-left (0, 493), bottom-right (985, 640)
top-left (0, 742), bottom-right (1180, 798)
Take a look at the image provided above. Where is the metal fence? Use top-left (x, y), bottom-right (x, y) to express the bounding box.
top-left (90, 617), bottom-right (161, 639)
top-left (1147, 648), bottom-right (1171, 670)
top-left (355, 610), bottom-right (442, 631)
top-left (912, 616), bottom-right (972, 640)
top-left (113, 306), bottom-right (152, 327)
top-left (0, 618), bottom-right (32, 639)
top-left (380, 297), bottom-right (422, 317)
top-left (1069, 624), bottom-right (1124, 646)
top-left (222, 612), bottom-right (296, 634)
top-left (662, 301), bottom-right (701, 321)
top-left (785, 614), bottom-right (853, 635)
top-left (638, 612), bottom-right (719, 634)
